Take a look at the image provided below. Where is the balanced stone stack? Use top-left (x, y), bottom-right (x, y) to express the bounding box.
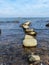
top-left (21, 21), bottom-right (37, 47)
top-left (21, 21), bottom-right (41, 64)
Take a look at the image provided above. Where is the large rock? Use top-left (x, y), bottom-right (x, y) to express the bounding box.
top-left (28, 53), bottom-right (40, 62)
top-left (23, 35), bottom-right (37, 47)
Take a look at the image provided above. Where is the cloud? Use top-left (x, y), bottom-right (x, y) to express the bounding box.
top-left (0, 0), bottom-right (49, 17)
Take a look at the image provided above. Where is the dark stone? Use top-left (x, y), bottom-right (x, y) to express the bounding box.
top-left (46, 23), bottom-right (49, 27)
top-left (25, 32), bottom-right (37, 36)
top-left (0, 29), bottom-right (1, 34)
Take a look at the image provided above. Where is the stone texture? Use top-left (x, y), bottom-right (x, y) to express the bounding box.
top-left (23, 21), bottom-right (31, 26)
top-left (23, 35), bottom-right (37, 47)
top-left (28, 53), bottom-right (40, 62)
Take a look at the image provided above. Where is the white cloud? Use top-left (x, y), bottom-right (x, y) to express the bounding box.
top-left (0, 0), bottom-right (49, 17)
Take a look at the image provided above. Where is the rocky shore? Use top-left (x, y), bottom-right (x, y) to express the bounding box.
top-left (0, 42), bottom-right (49, 65)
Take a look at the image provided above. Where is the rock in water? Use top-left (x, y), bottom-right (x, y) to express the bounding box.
top-left (25, 29), bottom-right (34, 32)
top-left (21, 22), bottom-right (37, 36)
top-left (25, 29), bottom-right (37, 36)
top-left (28, 53), bottom-right (40, 62)
top-left (23, 35), bottom-right (37, 47)
top-left (24, 21), bottom-right (31, 26)
top-left (22, 25), bottom-right (29, 29)
top-left (27, 31), bottom-right (37, 36)
top-left (46, 23), bottom-right (49, 27)
top-left (29, 55), bottom-right (40, 62)
top-left (0, 29), bottom-right (1, 34)
top-left (20, 21), bottom-right (31, 29)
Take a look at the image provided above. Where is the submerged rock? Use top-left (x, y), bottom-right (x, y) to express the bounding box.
top-left (28, 52), bottom-right (40, 62)
top-left (23, 35), bottom-right (37, 47)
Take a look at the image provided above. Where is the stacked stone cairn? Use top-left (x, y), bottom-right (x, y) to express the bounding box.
top-left (21, 21), bottom-right (37, 47)
top-left (21, 21), bottom-right (41, 64)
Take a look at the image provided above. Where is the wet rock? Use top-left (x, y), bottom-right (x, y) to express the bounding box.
top-left (23, 21), bottom-right (31, 26)
top-left (21, 21), bottom-right (37, 36)
top-left (27, 31), bottom-right (37, 36)
top-left (0, 29), bottom-right (1, 34)
top-left (20, 21), bottom-right (31, 29)
top-left (25, 29), bottom-right (37, 36)
top-left (28, 52), bottom-right (40, 62)
top-left (25, 29), bottom-right (34, 32)
top-left (22, 25), bottom-right (29, 29)
top-left (21, 21), bottom-right (37, 47)
top-left (46, 23), bottom-right (49, 27)
top-left (23, 35), bottom-right (37, 47)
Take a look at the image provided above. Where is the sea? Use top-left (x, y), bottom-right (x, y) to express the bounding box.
top-left (0, 17), bottom-right (49, 65)
top-left (0, 17), bottom-right (49, 42)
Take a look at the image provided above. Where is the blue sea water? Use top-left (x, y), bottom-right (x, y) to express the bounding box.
top-left (0, 17), bottom-right (49, 29)
top-left (0, 17), bottom-right (49, 34)
top-left (0, 18), bottom-right (49, 65)
top-left (0, 17), bottom-right (49, 44)
top-left (0, 17), bottom-right (49, 65)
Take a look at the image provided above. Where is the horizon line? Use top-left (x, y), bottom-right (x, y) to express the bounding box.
top-left (0, 17), bottom-right (49, 18)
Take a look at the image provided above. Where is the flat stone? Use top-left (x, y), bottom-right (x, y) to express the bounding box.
top-left (27, 31), bottom-right (37, 36)
top-left (25, 29), bottom-right (34, 32)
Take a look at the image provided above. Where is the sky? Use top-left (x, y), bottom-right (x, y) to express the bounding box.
top-left (0, 0), bottom-right (49, 17)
